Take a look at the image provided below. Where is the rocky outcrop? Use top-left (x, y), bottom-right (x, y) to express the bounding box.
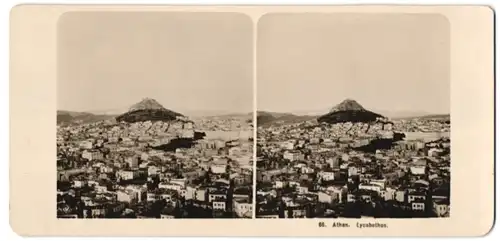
top-left (116, 98), bottom-right (183, 123)
top-left (318, 99), bottom-right (385, 124)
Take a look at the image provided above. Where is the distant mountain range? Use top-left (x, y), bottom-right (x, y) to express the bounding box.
top-left (257, 99), bottom-right (449, 126)
top-left (57, 97), bottom-right (449, 125)
top-left (257, 111), bottom-right (317, 126)
top-left (256, 99), bottom-right (385, 126)
top-left (57, 98), bottom-right (182, 124)
top-left (58, 98), bottom-right (253, 125)
top-left (281, 108), bottom-right (445, 119)
top-left (56, 110), bottom-right (116, 125)
top-left (393, 113), bottom-right (450, 121)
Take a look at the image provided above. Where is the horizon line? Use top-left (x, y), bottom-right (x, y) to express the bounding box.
top-left (256, 109), bottom-right (450, 117)
top-left (57, 108), bottom-right (450, 119)
top-left (57, 108), bottom-right (252, 116)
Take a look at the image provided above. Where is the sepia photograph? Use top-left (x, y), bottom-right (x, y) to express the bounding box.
top-left (56, 12), bottom-right (254, 219)
top-left (9, 5), bottom-right (494, 237)
top-left (256, 13), bottom-right (451, 219)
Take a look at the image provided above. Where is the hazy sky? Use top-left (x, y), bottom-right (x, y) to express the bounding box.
top-left (57, 12), bottom-right (253, 115)
top-left (257, 13), bottom-right (450, 115)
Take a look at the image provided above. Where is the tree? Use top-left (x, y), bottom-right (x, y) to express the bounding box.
top-left (316, 176), bottom-right (323, 187)
top-left (204, 168), bottom-right (212, 184)
top-left (375, 164), bottom-right (384, 179)
top-left (147, 176), bottom-right (159, 190)
top-left (401, 171), bottom-right (410, 187)
top-left (174, 163), bottom-right (184, 179)
top-left (122, 211), bottom-right (136, 219)
top-left (147, 200), bottom-right (166, 218)
top-left (278, 200), bottom-right (286, 218)
top-left (287, 208), bottom-right (293, 219)
top-left (343, 201), bottom-right (362, 218)
top-left (306, 203), bottom-right (316, 218)
top-left (226, 179), bottom-right (235, 212)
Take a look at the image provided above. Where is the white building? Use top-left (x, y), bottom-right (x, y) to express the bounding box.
top-left (296, 185), bottom-right (308, 194)
top-left (412, 202), bottom-right (425, 211)
top-left (408, 193), bottom-right (426, 203)
top-left (148, 166), bottom-right (159, 176)
top-left (369, 179), bottom-right (386, 189)
top-left (125, 185), bottom-right (146, 202)
top-left (140, 153), bottom-right (149, 161)
top-left (158, 182), bottom-right (182, 192)
top-left (117, 170), bottom-right (138, 180)
top-left (213, 200), bottom-right (226, 211)
top-left (383, 188), bottom-right (396, 201)
top-left (170, 178), bottom-right (187, 188)
top-left (73, 180), bottom-right (86, 188)
top-left (283, 151), bottom-right (305, 162)
top-left (318, 191), bottom-right (334, 203)
top-left (117, 190), bottom-right (137, 203)
top-left (359, 184), bottom-right (382, 193)
top-left (82, 150), bottom-right (103, 161)
top-left (79, 141), bottom-right (93, 150)
top-left (125, 157), bottom-right (138, 169)
top-left (325, 186), bottom-right (346, 203)
top-left (348, 166), bottom-right (359, 177)
top-left (433, 200), bottom-right (450, 217)
top-left (210, 164), bottom-right (227, 174)
top-left (410, 166), bottom-right (426, 175)
top-left (301, 166), bottom-right (315, 174)
top-left (147, 192), bottom-right (159, 202)
top-left (185, 186), bottom-right (197, 200)
top-left (95, 185), bottom-right (108, 193)
top-left (282, 141), bottom-right (295, 150)
top-left (318, 171), bottom-right (335, 181)
top-left (209, 193), bottom-right (226, 203)
top-left (274, 181), bottom-right (285, 189)
top-left (195, 189), bottom-right (207, 202)
top-left (233, 198), bottom-right (252, 218)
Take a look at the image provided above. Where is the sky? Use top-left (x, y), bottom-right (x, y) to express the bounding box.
top-left (257, 13), bottom-right (450, 116)
top-left (57, 12), bottom-right (253, 115)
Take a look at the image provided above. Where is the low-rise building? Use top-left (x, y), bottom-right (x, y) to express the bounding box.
top-left (408, 191), bottom-right (426, 203)
top-left (233, 198), bottom-right (252, 218)
top-left (283, 151), bottom-right (305, 162)
top-left (318, 171), bottom-right (335, 181)
top-left (82, 150), bottom-right (103, 161)
top-left (284, 208), bottom-right (307, 218)
top-left (433, 199), bottom-right (450, 217)
top-left (117, 189), bottom-right (137, 203)
top-left (117, 170), bottom-right (138, 181)
top-left (212, 199), bottom-right (226, 211)
top-left (411, 201), bottom-right (426, 211)
top-left (209, 191), bottom-right (227, 203)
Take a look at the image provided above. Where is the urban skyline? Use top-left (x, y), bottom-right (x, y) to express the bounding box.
top-left (57, 12), bottom-right (254, 219)
top-left (57, 12), bottom-right (451, 220)
top-left (256, 13), bottom-right (450, 219)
